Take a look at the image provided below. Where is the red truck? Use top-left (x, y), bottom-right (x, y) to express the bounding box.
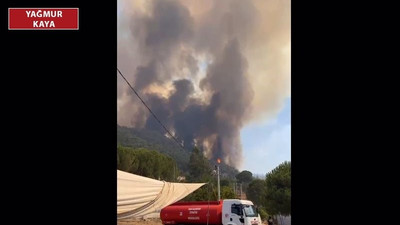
top-left (161, 199), bottom-right (262, 225)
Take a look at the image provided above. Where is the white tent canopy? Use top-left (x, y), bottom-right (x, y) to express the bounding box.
top-left (117, 170), bottom-right (205, 219)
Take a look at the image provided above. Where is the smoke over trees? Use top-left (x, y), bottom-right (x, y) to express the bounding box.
top-left (118, 0), bottom-right (291, 168)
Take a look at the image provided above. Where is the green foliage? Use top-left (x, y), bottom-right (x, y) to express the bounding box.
top-left (257, 206), bottom-right (268, 221)
top-left (117, 125), bottom-right (190, 172)
top-left (188, 147), bottom-right (212, 182)
top-left (264, 161), bottom-right (291, 216)
top-left (218, 163), bottom-right (240, 180)
top-left (117, 146), bottom-right (178, 181)
top-left (220, 179), bottom-right (231, 187)
top-left (236, 170), bottom-right (253, 183)
top-left (221, 186), bottom-right (236, 199)
top-left (246, 179), bottom-right (267, 206)
top-left (183, 184), bottom-right (217, 201)
top-left (117, 146), bottom-right (139, 173)
top-left (117, 125), bottom-right (239, 179)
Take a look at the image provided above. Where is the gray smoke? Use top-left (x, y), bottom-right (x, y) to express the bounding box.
top-left (117, 0), bottom-right (291, 168)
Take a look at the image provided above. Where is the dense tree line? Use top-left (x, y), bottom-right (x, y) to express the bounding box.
top-left (117, 146), bottom-right (178, 181)
top-left (184, 147), bottom-right (236, 201)
top-left (264, 161), bottom-right (291, 216)
top-left (117, 125), bottom-right (239, 178)
top-left (117, 125), bottom-right (190, 172)
top-left (117, 126), bottom-right (291, 220)
top-left (245, 161), bottom-right (291, 221)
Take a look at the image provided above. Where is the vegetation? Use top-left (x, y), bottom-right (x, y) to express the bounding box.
top-left (264, 161), bottom-right (291, 216)
top-left (221, 186), bottom-right (236, 199)
top-left (188, 147), bottom-right (212, 182)
top-left (257, 206), bottom-right (268, 220)
top-left (183, 185), bottom-right (216, 201)
top-left (117, 125), bottom-right (291, 217)
top-left (117, 125), bottom-right (190, 172)
top-left (183, 147), bottom-right (237, 201)
top-left (117, 125), bottom-right (239, 178)
top-left (117, 146), bottom-right (178, 181)
top-left (246, 179), bottom-right (266, 206)
top-left (234, 170), bottom-right (253, 193)
top-left (235, 170), bottom-right (253, 183)
top-left (245, 161), bottom-right (291, 218)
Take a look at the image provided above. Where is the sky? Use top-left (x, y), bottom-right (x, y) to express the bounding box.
top-left (117, 0), bottom-right (291, 175)
top-left (241, 98), bottom-right (291, 175)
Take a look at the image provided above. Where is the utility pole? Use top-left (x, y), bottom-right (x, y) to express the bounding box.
top-left (234, 181), bottom-right (238, 198)
top-left (217, 158), bottom-right (221, 201)
top-left (240, 183), bottom-right (242, 199)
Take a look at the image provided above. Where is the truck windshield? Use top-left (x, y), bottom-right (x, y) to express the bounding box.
top-left (243, 205), bottom-right (257, 217)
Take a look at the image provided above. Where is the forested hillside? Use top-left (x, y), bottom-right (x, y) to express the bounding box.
top-left (117, 125), bottom-right (238, 178)
top-left (117, 125), bottom-right (190, 171)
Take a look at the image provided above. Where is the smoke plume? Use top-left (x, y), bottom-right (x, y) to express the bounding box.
top-left (117, 0), bottom-right (291, 168)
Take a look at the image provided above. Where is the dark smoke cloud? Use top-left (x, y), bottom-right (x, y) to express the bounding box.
top-left (199, 39), bottom-right (253, 165)
top-left (169, 79), bottom-right (195, 112)
top-left (144, 0), bottom-right (193, 48)
top-left (139, 39), bottom-right (252, 166)
top-left (134, 61), bottom-right (158, 90)
top-left (130, 0), bottom-right (193, 63)
top-left (117, 0), bottom-right (291, 168)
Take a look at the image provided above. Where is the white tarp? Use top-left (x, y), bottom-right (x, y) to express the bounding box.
top-left (117, 170), bottom-right (205, 219)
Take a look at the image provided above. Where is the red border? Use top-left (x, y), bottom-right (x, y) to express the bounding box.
top-left (8, 8), bottom-right (79, 30)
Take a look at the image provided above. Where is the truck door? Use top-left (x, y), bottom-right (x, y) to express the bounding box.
top-left (227, 204), bottom-right (244, 225)
top-left (243, 205), bottom-right (261, 225)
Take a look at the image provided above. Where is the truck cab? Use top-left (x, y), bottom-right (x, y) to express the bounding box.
top-left (222, 199), bottom-right (262, 225)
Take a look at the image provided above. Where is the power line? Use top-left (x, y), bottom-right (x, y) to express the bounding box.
top-left (117, 68), bottom-right (185, 150)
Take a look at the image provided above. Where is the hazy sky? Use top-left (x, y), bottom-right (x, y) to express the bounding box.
top-left (241, 98), bottom-right (291, 175)
top-left (117, 0), bottom-right (291, 176)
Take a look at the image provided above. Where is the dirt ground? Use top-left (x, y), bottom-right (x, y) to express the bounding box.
top-left (117, 218), bottom-right (163, 225)
top-left (117, 218), bottom-right (268, 225)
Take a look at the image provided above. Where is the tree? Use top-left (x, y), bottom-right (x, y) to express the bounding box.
top-left (221, 186), bottom-right (236, 199)
top-left (234, 170), bottom-right (253, 194)
top-left (264, 161), bottom-right (291, 216)
top-left (183, 184), bottom-right (217, 201)
top-left (235, 170), bottom-right (253, 183)
top-left (188, 147), bottom-right (212, 182)
top-left (220, 179), bottom-right (231, 187)
top-left (257, 207), bottom-right (268, 221)
top-left (117, 146), bottom-right (178, 181)
top-left (117, 146), bottom-right (139, 173)
top-left (246, 179), bottom-right (266, 206)
top-left (117, 126), bottom-right (240, 179)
